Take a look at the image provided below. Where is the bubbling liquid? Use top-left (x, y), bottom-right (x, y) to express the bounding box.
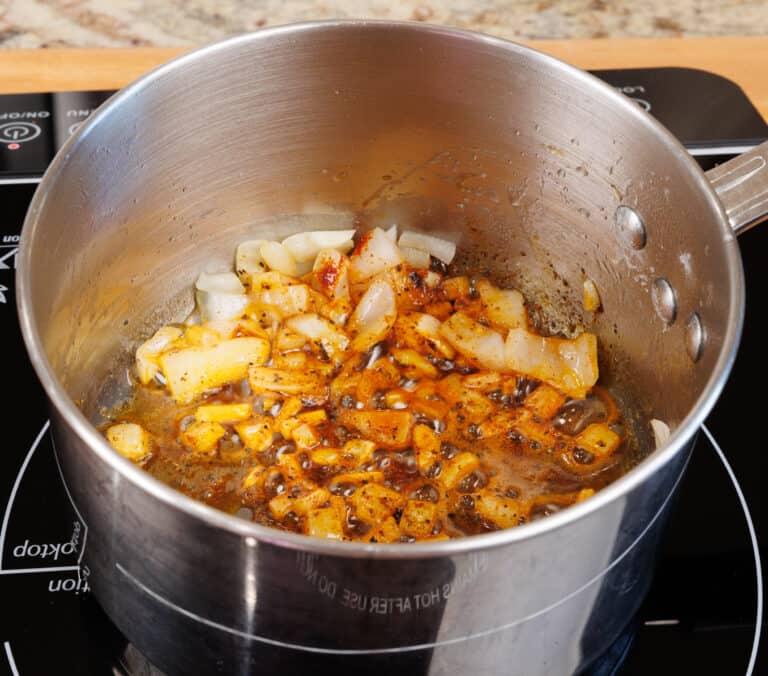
top-left (102, 226), bottom-right (637, 543)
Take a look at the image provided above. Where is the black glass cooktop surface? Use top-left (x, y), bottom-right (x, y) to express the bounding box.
top-left (0, 67), bottom-right (764, 675)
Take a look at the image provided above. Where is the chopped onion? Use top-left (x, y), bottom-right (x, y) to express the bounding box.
top-left (203, 320), bottom-right (239, 340)
top-left (349, 227), bottom-right (403, 282)
top-left (257, 284), bottom-right (312, 317)
top-left (398, 230), bottom-right (456, 264)
top-left (106, 423), bottom-right (151, 461)
top-left (183, 309), bottom-right (201, 326)
top-left (583, 278), bottom-right (601, 312)
top-left (320, 297), bottom-right (352, 327)
top-left (259, 241), bottom-right (297, 276)
top-left (423, 271), bottom-right (442, 288)
top-left (195, 272), bottom-right (249, 322)
top-left (196, 271), bottom-right (244, 295)
top-left (400, 246), bottom-right (431, 269)
top-left (135, 326), bottom-right (183, 384)
top-left (347, 276), bottom-right (397, 352)
top-left (363, 341), bottom-right (386, 369)
top-left (385, 224), bottom-right (398, 241)
top-left (286, 313), bottom-right (350, 359)
top-left (650, 419), bottom-right (671, 449)
top-left (248, 366), bottom-right (328, 398)
top-left (412, 313), bottom-right (455, 358)
top-left (160, 337), bottom-right (271, 403)
top-left (198, 294), bottom-right (250, 323)
top-left (476, 280), bottom-right (527, 329)
top-left (249, 270), bottom-right (298, 291)
top-left (294, 259), bottom-right (314, 276)
top-left (504, 328), bottom-right (598, 399)
top-left (235, 240), bottom-right (267, 280)
top-left (281, 229), bottom-right (355, 262)
top-left (336, 409), bottom-right (413, 449)
top-left (280, 232), bottom-right (317, 262)
top-left (310, 230), bottom-right (355, 250)
top-left (439, 312), bottom-right (505, 371)
top-left (312, 249), bottom-right (350, 299)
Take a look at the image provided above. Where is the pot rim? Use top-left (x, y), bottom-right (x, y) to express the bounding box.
top-left (16, 19), bottom-right (745, 560)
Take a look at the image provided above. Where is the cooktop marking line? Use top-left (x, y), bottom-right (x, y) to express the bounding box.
top-left (0, 177), bottom-right (41, 185)
top-left (115, 450), bottom-right (689, 656)
top-left (0, 420), bottom-right (50, 570)
top-left (702, 424), bottom-right (763, 676)
top-left (0, 565), bottom-right (80, 576)
top-left (3, 641), bottom-right (19, 676)
top-left (50, 435), bottom-right (88, 566)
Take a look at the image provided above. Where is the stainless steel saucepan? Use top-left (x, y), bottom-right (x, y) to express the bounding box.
top-left (16, 21), bottom-right (768, 676)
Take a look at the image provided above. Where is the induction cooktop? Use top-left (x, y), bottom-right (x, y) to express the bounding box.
top-left (0, 67), bottom-right (763, 675)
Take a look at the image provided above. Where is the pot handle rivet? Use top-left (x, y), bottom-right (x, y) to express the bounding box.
top-left (685, 312), bottom-right (705, 362)
top-left (652, 278), bottom-right (677, 324)
top-left (614, 205), bottom-right (646, 249)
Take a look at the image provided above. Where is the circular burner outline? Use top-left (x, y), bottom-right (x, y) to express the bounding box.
top-left (3, 641), bottom-right (19, 676)
top-left (0, 421), bottom-right (50, 570)
top-left (701, 424), bottom-right (763, 676)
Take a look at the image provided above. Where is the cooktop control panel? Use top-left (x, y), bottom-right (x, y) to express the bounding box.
top-left (2, 67), bottom-right (768, 179)
top-left (0, 91), bottom-right (113, 177)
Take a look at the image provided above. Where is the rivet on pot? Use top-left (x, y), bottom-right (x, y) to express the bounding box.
top-left (652, 278), bottom-right (677, 324)
top-left (614, 205), bottom-right (646, 250)
top-left (685, 312), bottom-right (705, 362)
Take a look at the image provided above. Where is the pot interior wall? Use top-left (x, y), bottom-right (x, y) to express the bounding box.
top-left (26, 24), bottom-right (734, 458)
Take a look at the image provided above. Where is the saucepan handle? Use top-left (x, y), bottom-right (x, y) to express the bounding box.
top-left (706, 140), bottom-right (768, 236)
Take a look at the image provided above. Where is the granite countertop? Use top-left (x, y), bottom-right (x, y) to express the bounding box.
top-left (1, 0), bottom-right (767, 48)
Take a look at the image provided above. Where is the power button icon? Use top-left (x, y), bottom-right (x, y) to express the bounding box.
top-left (0, 121), bottom-right (42, 143)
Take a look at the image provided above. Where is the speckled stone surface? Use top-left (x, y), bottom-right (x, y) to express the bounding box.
top-left (1, 0), bottom-right (767, 48)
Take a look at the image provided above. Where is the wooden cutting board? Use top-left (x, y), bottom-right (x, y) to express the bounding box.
top-left (0, 36), bottom-right (766, 119)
